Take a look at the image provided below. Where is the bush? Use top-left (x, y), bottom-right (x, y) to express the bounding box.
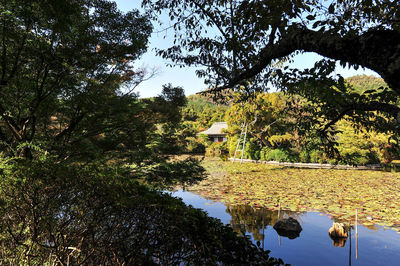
top-left (260, 147), bottom-right (272, 161)
top-left (244, 141), bottom-right (260, 160)
top-left (185, 137), bottom-right (206, 153)
top-left (299, 150), bottom-right (311, 163)
top-left (0, 159), bottom-right (285, 265)
top-left (265, 149), bottom-right (291, 162)
top-left (340, 150), bottom-right (370, 166)
top-left (206, 141), bottom-right (228, 157)
top-left (309, 149), bottom-right (326, 164)
top-left (338, 146), bottom-right (384, 166)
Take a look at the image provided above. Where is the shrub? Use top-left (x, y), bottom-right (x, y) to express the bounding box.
top-left (309, 150), bottom-right (326, 163)
top-left (243, 140), bottom-right (260, 160)
top-left (0, 159), bottom-right (285, 265)
top-left (260, 147), bottom-right (272, 161)
top-left (185, 137), bottom-right (206, 153)
top-left (299, 150), bottom-right (311, 163)
top-left (265, 149), bottom-right (291, 162)
top-left (206, 142), bottom-right (228, 157)
top-left (340, 150), bottom-right (370, 166)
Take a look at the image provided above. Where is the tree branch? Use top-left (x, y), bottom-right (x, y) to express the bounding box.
top-left (219, 25), bottom-right (400, 94)
top-left (323, 101), bottom-right (400, 131)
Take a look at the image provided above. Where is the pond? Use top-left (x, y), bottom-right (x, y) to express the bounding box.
top-left (171, 190), bottom-right (400, 265)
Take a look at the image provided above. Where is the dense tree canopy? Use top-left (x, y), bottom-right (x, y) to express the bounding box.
top-left (142, 0), bottom-right (400, 134)
top-left (0, 0), bottom-right (153, 160)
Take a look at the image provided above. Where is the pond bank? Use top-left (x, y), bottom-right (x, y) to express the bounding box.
top-left (229, 157), bottom-right (383, 170)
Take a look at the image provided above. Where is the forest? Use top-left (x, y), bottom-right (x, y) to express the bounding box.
top-left (0, 0), bottom-right (399, 265)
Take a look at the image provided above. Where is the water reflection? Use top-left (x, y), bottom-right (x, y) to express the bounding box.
top-left (273, 217), bottom-right (303, 240)
top-left (226, 205), bottom-right (301, 240)
top-left (172, 190), bottom-right (400, 266)
top-left (329, 223), bottom-right (349, 247)
top-left (226, 205), bottom-right (305, 242)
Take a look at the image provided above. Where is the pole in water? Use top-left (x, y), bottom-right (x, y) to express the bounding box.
top-left (262, 207), bottom-right (265, 250)
top-left (349, 222), bottom-right (352, 266)
top-left (355, 209), bottom-right (358, 259)
top-left (278, 199), bottom-right (281, 220)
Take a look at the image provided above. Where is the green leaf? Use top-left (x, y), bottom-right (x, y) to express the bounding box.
top-left (306, 15), bottom-right (315, 20)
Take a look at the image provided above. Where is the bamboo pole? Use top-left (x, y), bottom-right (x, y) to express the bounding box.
top-left (278, 199), bottom-right (281, 220)
top-left (355, 209), bottom-right (358, 259)
top-left (349, 222), bottom-right (352, 266)
top-left (262, 207), bottom-right (265, 250)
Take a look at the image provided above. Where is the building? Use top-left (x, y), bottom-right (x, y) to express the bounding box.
top-left (198, 122), bottom-right (228, 143)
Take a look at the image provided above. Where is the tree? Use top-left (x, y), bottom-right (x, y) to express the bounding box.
top-left (0, 0), bottom-right (153, 160)
top-left (142, 0), bottom-right (400, 135)
top-left (226, 92), bottom-right (287, 147)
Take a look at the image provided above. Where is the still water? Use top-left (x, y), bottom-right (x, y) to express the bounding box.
top-left (172, 190), bottom-right (400, 266)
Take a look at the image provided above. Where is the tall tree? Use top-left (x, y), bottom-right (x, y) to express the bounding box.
top-left (0, 0), bottom-right (152, 159)
top-left (142, 0), bottom-right (400, 135)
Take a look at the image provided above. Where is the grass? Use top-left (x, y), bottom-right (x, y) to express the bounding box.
top-left (188, 157), bottom-right (400, 232)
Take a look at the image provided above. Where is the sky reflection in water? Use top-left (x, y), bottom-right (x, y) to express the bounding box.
top-left (171, 190), bottom-right (400, 266)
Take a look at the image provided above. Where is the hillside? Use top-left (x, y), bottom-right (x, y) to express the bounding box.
top-left (346, 75), bottom-right (387, 93)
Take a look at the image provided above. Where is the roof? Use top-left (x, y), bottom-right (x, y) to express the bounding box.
top-left (198, 122), bottom-right (228, 135)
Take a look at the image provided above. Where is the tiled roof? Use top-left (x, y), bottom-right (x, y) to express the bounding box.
top-left (198, 122), bottom-right (228, 135)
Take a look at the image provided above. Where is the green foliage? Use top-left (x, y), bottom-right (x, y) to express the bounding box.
top-left (183, 88), bottom-right (399, 165)
top-left (185, 137), bottom-right (206, 153)
top-left (264, 149), bottom-right (291, 162)
top-left (346, 75), bottom-right (387, 93)
top-left (260, 147), bottom-right (272, 161)
top-left (309, 150), bottom-right (327, 164)
top-left (0, 2), bottom-right (288, 264)
top-left (0, 159), bottom-right (283, 265)
top-left (243, 140), bottom-right (260, 160)
top-left (137, 157), bottom-right (207, 189)
top-left (299, 150), bottom-right (311, 163)
top-left (336, 119), bottom-right (394, 164)
top-left (226, 92), bottom-right (288, 148)
top-left (206, 142), bottom-right (228, 160)
top-left (169, 93), bottom-right (228, 154)
top-left (0, 0), bottom-right (155, 161)
top-left (183, 94), bottom-right (227, 130)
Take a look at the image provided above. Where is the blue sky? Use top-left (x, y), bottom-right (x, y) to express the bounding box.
top-left (114, 0), bottom-right (378, 98)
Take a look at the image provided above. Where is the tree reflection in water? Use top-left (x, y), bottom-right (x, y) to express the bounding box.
top-left (227, 204), bottom-right (360, 254)
top-left (226, 205), bottom-right (302, 241)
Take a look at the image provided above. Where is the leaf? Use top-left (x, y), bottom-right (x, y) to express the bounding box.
top-left (306, 15), bottom-right (315, 20)
top-left (328, 4), bottom-right (335, 14)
